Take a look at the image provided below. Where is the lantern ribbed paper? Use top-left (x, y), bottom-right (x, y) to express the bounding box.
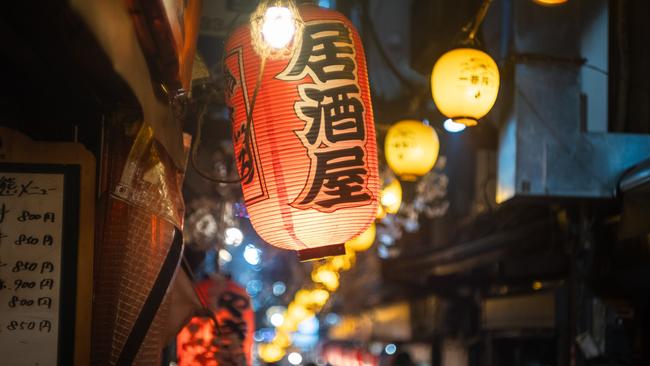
top-left (384, 120), bottom-right (440, 181)
top-left (224, 4), bottom-right (378, 260)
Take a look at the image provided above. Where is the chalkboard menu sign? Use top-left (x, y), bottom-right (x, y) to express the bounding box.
top-left (0, 129), bottom-right (94, 366)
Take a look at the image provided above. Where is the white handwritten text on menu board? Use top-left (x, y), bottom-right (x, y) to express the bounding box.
top-left (0, 172), bottom-right (64, 366)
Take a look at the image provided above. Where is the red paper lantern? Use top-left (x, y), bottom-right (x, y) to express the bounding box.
top-left (177, 278), bottom-right (255, 366)
top-left (224, 4), bottom-right (378, 260)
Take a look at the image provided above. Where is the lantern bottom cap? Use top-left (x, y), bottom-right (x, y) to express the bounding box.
top-left (297, 244), bottom-right (346, 261)
top-left (451, 116), bottom-right (479, 126)
top-left (398, 174), bottom-right (418, 182)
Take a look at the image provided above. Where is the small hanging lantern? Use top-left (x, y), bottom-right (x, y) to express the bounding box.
top-left (259, 343), bottom-right (286, 363)
top-left (384, 120), bottom-right (440, 181)
top-left (328, 251), bottom-right (356, 271)
top-left (177, 278), bottom-right (255, 366)
top-left (311, 265), bottom-right (340, 291)
top-left (225, 1), bottom-right (379, 261)
top-left (431, 48), bottom-right (500, 126)
top-left (379, 178), bottom-right (402, 215)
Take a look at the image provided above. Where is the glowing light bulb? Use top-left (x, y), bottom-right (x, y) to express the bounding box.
top-left (288, 352), bottom-right (303, 365)
top-left (272, 281), bottom-right (287, 296)
top-left (385, 344), bottom-right (397, 355)
top-left (259, 343), bottom-right (285, 363)
top-left (287, 303), bottom-right (313, 322)
top-left (295, 289), bottom-right (313, 305)
top-left (262, 6), bottom-right (296, 49)
top-left (270, 312), bottom-right (285, 327)
top-left (380, 180), bottom-right (402, 215)
top-left (243, 244), bottom-right (261, 265)
top-left (224, 227), bottom-right (243, 246)
top-left (310, 289), bottom-right (330, 306)
top-left (218, 249), bottom-right (232, 263)
top-left (312, 267), bottom-right (339, 291)
top-left (443, 118), bottom-right (467, 133)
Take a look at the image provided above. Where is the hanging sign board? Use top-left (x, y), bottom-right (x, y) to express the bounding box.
top-left (0, 128), bottom-right (95, 366)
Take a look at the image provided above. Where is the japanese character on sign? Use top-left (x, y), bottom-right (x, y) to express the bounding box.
top-left (278, 20), bottom-right (373, 213)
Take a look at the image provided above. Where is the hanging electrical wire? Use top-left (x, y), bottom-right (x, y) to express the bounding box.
top-left (460, 0), bottom-right (493, 46)
top-left (190, 57), bottom-right (267, 184)
top-left (359, 0), bottom-right (422, 93)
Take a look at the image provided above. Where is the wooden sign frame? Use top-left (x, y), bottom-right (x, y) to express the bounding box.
top-left (0, 128), bottom-right (95, 365)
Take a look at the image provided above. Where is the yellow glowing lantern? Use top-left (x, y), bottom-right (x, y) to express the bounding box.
top-left (287, 302), bottom-right (313, 322)
top-left (312, 266), bottom-right (339, 291)
top-left (279, 317), bottom-right (299, 333)
top-left (328, 251), bottom-right (355, 271)
top-left (385, 120), bottom-right (440, 181)
top-left (533, 0), bottom-right (567, 5)
top-left (310, 289), bottom-right (330, 306)
top-left (273, 331), bottom-right (292, 348)
top-left (259, 343), bottom-right (286, 363)
top-left (294, 289), bottom-right (312, 306)
top-left (431, 48), bottom-right (500, 126)
top-left (380, 179), bottom-right (402, 215)
top-left (345, 222), bottom-right (376, 253)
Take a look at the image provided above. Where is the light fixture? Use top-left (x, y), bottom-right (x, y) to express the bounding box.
top-left (259, 343), bottom-right (286, 363)
top-left (250, 0), bottom-right (303, 59)
top-left (328, 251), bottom-right (355, 271)
top-left (218, 249), bottom-right (232, 263)
top-left (380, 179), bottom-right (402, 215)
top-left (243, 244), bottom-right (262, 265)
top-left (325, 313), bottom-right (341, 326)
top-left (288, 352), bottom-right (303, 365)
top-left (443, 118), bottom-right (467, 133)
top-left (298, 316), bottom-right (320, 335)
top-left (267, 305), bottom-right (287, 323)
top-left (533, 0), bottom-right (567, 5)
top-left (273, 331), bottom-right (293, 348)
top-left (295, 289), bottom-right (313, 306)
top-left (431, 48), bottom-right (500, 126)
top-left (287, 303), bottom-right (314, 323)
top-left (430, 0), bottom-right (500, 127)
top-left (246, 279), bottom-right (263, 296)
top-left (272, 281), bottom-right (287, 296)
top-left (385, 120), bottom-right (440, 181)
top-left (262, 6), bottom-right (297, 49)
top-left (226, 2), bottom-right (379, 260)
top-left (270, 312), bottom-right (285, 327)
top-left (311, 266), bottom-right (339, 291)
top-left (385, 344), bottom-right (397, 355)
top-left (224, 227), bottom-right (243, 246)
top-left (310, 289), bottom-right (330, 306)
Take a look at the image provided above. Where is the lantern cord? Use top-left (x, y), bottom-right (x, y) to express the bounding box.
top-left (360, 0), bottom-right (420, 93)
top-left (462, 0), bottom-right (493, 45)
top-left (191, 56), bottom-right (267, 184)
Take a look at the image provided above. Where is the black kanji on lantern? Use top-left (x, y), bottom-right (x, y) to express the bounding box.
top-left (293, 146), bottom-right (370, 210)
top-left (278, 21), bottom-right (355, 82)
top-left (298, 84), bottom-right (365, 145)
top-left (279, 20), bottom-right (373, 213)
